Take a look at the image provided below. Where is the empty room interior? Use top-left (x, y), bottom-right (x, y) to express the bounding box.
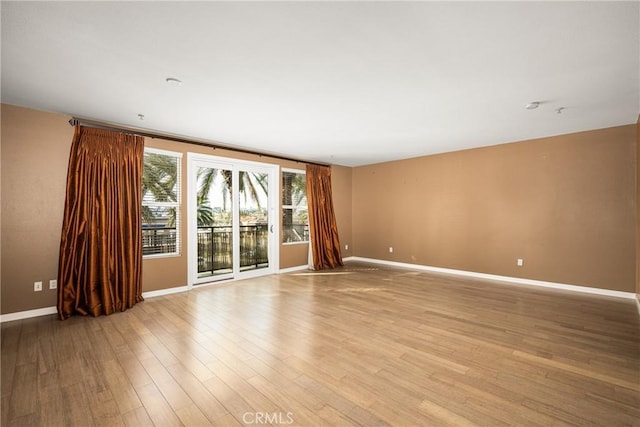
top-left (1, 2), bottom-right (639, 426)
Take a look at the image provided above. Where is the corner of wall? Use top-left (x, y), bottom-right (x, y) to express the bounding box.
top-left (331, 164), bottom-right (353, 258)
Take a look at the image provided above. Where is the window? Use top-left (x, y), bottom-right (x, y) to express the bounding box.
top-left (282, 169), bottom-right (308, 243)
top-left (142, 148), bottom-right (182, 257)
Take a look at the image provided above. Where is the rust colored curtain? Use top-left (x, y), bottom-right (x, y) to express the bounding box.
top-left (306, 164), bottom-right (343, 270)
top-left (57, 126), bottom-right (144, 320)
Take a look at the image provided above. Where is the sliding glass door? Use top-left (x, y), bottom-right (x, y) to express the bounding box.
top-left (195, 163), bottom-right (234, 279)
top-left (188, 154), bottom-right (278, 286)
top-left (238, 170), bottom-right (270, 272)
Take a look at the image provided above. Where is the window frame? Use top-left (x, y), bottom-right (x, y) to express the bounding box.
top-left (142, 147), bottom-right (183, 258)
top-left (281, 168), bottom-right (309, 245)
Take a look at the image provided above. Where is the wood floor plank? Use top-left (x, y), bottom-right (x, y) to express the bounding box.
top-left (293, 373), bottom-right (391, 426)
top-left (1, 395), bottom-right (10, 427)
top-left (367, 398), bottom-right (439, 426)
top-left (1, 325), bottom-right (19, 418)
top-left (430, 371), bottom-right (568, 426)
top-left (60, 382), bottom-right (95, 427)
top-left (212, 413), bottom-right (243, 426)
top-left (246, 374), bottom-right (322, 426)
top-left (165, 362), bottom-right (231, 424)
top-left (513, 349), bottom-right (640, 391)
top-left (310, 404), bottom-right (359, 426)
top-left (174, 403), bottom-right (213, 427)
top-left (37, 396), bottom-right (66, 427)
top-left (121, 407), bottom-right (154, 427)
top-left (134, 382), bottom-right (183, 426)
top-left (139, 356), bottom-right (196, 413)
top-left (420, 399), bottom-right (480, 427)
top-left (117, 353), bottom-right (154, 389)
top-left (99, 357), bottom-right (143, 415)
top-left (7, 363), bottom-right (38, 420)
top-left (201, 374), bottom-right (257, 424)
top-left (1, 261), bottom-right (638, 426)
top-left (14, 319), bottom-right (39, 367)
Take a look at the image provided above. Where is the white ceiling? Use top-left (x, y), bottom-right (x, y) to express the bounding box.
top-left (2, 1), bottom-right (639, 166)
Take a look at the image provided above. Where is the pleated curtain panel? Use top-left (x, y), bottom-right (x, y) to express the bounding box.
top-left (306, 164), bottom-right (344, 270)
top-left (57, 126), bottom-right (145, 320)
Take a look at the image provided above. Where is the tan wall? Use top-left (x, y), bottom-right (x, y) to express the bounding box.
top-left (636, 116), bottom-right (640, 300)
top-left (353, 125), bottom-right (636, 292)
top-left (331, 165), bottom-right (353, 257)
top-left (1, 104), bottom-right (74, 313)
top-left (2, 102), bottom-right (636, 315)
top-left (1, 104), bottom-right (353, 313)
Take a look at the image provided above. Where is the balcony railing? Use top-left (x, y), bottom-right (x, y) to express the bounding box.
top-left (197, 224), bottom-right (269, 276)
top-left (142, 226), bottom-right (177, 256)
top-left (282, 223), bottom-right (310, 243)
top-left (142, 225), bottom-right (270, 275)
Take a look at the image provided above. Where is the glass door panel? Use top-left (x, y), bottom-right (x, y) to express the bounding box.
top-left (196, 165), bottom-right (234, 279)
top-left (238, 171), bottom-right (269, 272)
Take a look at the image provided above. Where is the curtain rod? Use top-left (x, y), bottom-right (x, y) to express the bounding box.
top-left (68, 117), bottom-right (329, 167)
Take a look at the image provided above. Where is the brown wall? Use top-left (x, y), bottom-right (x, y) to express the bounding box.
top-left (1, 104), bottom-right (74, 313)
top-left (331, 165), bottom-right (353, 258)
top-left (352, 125), bottom-right (636, 292)
top-left (0, 104), bottom-right (352, 314)
top-left (1, 103), bottom-right (637, 315)
top-left (636, 116), bottom-right (640, 301)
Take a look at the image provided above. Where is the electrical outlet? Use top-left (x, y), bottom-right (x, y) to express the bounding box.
top-left (345, 244), bottom-right (349, 250)
top-left (49, 279), bottom-right (57, 290)
top-left (389, 247), bottom-right (394, 253)
top-left (517, 258), bottom-right (524, 267)
top-left (34, 281), bottom-right (43, 292)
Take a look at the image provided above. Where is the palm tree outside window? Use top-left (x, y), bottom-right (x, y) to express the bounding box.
top-left (282, 170), bottom-right (309, 243)
top-left (142, 148), bottom-right (182, 256)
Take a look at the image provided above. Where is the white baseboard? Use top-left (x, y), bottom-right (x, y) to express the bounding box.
top-left (0, 306), bottom-right (57, 323)
top-left (1, 286), bottom-right (190, 323)
top-left (4, 262), bottom-right (635, 323)
top-left (280, 258), bottom-right (357, 273)
top-left (279, 265), bottom-right (310, 274)
top-left (142, 285), bottom-right (189, 299)
top-left (348, 257), bottom-right (636, 300)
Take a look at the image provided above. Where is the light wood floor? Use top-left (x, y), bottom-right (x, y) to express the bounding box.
top-left (2, 262), bottom-right (639, 426)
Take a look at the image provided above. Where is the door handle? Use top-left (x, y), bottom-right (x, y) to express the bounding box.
top-left (270, 224), bottom-right (274, 233)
